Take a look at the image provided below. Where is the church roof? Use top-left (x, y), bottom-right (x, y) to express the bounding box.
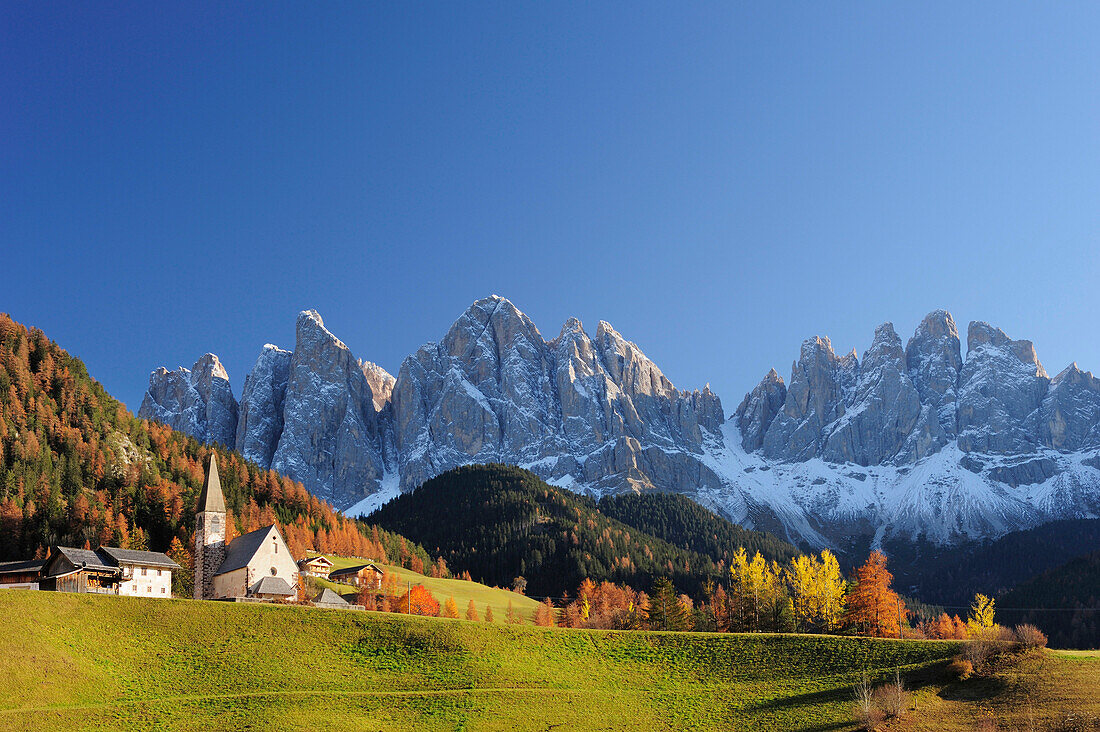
top-left (198, 453), bottom-right (226, 514)
top-left (252, 575), bottom-right (294, 597)
top-left (215, 525), bottom-right (282, 576)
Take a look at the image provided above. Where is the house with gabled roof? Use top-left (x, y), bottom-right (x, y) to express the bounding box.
top-left (328, 562), bottom-right (384, 589)
top-left (39, 545), bottom-right (179, 597)
top-left (194, 454), bottom-right (300, 601)
top-left (298, 555), bottom-right (334, 579)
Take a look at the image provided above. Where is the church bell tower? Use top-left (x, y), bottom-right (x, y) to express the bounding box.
top-left (194, 453), bottom-right (227, 600)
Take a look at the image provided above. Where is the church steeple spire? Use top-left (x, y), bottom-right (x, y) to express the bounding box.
top-left (194, 453), bottom-right (227, 600)
top-left (198, 452), bottom-right (226, 514)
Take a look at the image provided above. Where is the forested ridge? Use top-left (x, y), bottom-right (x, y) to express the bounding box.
top-left (365, 463), bottom-right (795, 598)
top-left (998, 550), bottom-right (1100, 649)
top-left (0, 313), bottom-right (430, 570)
top-left (886, 519), bottom-right (1100, 606)
top-left (597, 491), bottom-right (798, 565)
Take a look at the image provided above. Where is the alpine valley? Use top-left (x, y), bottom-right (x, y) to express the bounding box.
top-left (140, 296), bottom-right (1100, 552)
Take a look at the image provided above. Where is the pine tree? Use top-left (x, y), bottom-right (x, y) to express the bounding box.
top-left (466, 599), bottom-right (480, 621)
top-left (443, 596), bottom-right (459, 619)
top-left (645, 577), bottom-right (688, 631)
top-left (484, 604), bottom-right (495, 623)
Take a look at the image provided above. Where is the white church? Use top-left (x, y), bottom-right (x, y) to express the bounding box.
top-left (194, 454), bottom-right (301, 601)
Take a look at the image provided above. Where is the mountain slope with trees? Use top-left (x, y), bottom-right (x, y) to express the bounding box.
top-left (598, 491), bottom-right (798, 565)
top-left (0, 313), bottom-right (430, 575)
top-left (998, 550), bottom-right (1100, 649)
top-left (886, 518), bottom-right (1100, 606)
top-left (363, 463), bottom-right (784, 598)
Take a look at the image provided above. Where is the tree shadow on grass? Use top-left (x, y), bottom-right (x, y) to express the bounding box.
top-left (743, 663), bottom-right (959, 732)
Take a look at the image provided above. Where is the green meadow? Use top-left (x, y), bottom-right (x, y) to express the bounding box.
top-left (0, 590), bottom-right (962, 732)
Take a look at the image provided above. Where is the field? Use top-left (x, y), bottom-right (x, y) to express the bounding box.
top-left (311, 552), bottom-right (544, 622)
top-left (0, 590), bottom-right (965, 732)
top-left (3, 591), bottom-right (1097, 732)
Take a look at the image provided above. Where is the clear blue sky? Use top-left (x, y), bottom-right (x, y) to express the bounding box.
top-left (3, 3), bottom-right (1099, 412)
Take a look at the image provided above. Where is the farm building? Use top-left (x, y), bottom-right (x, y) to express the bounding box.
top-left (100, 546), bottom-right (179, 597)
top-left (194, 454), bottom-right (301, 602)
top-left (329, 562), bottom-right (384, 589)
top-left (0, 559), bottom-right (45, 590)
top-left (312, 588), bottom-right (350, 608)
top-left (39, 546), bottom-right (179, 596)
top-left (298, 555), bottom-right (334, 578)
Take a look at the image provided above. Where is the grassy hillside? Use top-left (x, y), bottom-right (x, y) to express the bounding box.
top-left (0, 590), bottom-right (965, 732)
top-left (313, 553), bottom-right (543, 622)
top-left (366, 463), bottom-right (774, 597)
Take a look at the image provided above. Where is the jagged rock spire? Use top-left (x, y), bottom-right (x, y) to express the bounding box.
top-left (198, 453), bottom-right (226, 514)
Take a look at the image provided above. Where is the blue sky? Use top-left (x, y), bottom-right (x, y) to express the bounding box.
top-left (3, 3), bottom-right (1099, 412)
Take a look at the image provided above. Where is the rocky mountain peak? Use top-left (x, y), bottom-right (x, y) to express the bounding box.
top-left (138, 354), bottom-right (238, 448)
top-left (735, 368), bottom-right (788, 452)
top-left (360, 361), bottom-right (396, 411)
top-left (235, 344), bottom-right (292, 467)
top-left (957, 321), bottom-right (1050, 453)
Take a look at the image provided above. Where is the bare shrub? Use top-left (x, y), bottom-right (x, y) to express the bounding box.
top-left (965, 638), bottom-right (996, 674)
top-left (873, 669), bottom-right (909, 718)
top-left (852, 673), bottom-right (883, 730)
top-left (948, 657), bottom-right (974, 681)
top-left (975, 716), bottom-right (998, 731)
top-left (1014, 624), bottom-right (1048, 651)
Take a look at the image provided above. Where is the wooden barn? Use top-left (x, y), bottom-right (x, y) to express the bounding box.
top-left (0, 559), bottom-right (45, 590)
top-left (39, 547), bottom-right (122, 594)
top-left (328, 562), bottom-right (384, 589)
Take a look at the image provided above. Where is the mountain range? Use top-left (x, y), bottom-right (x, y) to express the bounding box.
top-left (139, 296), bottom-right (1100, 551)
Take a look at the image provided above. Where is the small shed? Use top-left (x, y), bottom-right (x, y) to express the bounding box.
top-left (0, 559), bottom-right (45, 590)
top-left (40, 547), bottom-right (120, 594)
top-left (312, 588), bottom-right (349, 608)
top-left (328, 562), bottom-right (384, 589)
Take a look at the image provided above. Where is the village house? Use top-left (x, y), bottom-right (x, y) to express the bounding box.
top-left (0, 559), bottom-right (45, 590)
top-left (328, 562), bottom-right (384, 589)
top-left (38, 545), bottom-right (179, 596)
top-left (297, 555), bottom-right (334, 579)
top-left (194, 454), bottom-right (300, 602)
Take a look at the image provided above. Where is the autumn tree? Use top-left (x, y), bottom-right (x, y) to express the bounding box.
top-left (534, 598), bottom-right (555, 627)
top-left (843, 551), bottom-right (906, 638)
top-left (394, 584), bottom-right (439, 616)
top-left (484, 604), bottom-right (495, 623)
top-left (506, 599), bottom-right (522, 624)
top-left (443, 596), bottom-right (459, 619)
top-left (466, 599), bottom-right (480, 621)
top-left (729, 547), bottom-right (787, 632)
top-left (967, 593), bottom-right (997, 636)
top-left (166, 536), bottom-right (192, 598)
top-left (785, 549), bottom-right (846, 632)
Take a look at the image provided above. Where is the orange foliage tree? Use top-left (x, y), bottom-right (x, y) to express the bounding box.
top-left (394, 584), bottom-right (439, 616)
top-left (843, 551), bottom-right (907, 637)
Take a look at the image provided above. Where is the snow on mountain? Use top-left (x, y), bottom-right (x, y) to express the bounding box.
top-left (139, 300), bottom-right (1100, 551)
